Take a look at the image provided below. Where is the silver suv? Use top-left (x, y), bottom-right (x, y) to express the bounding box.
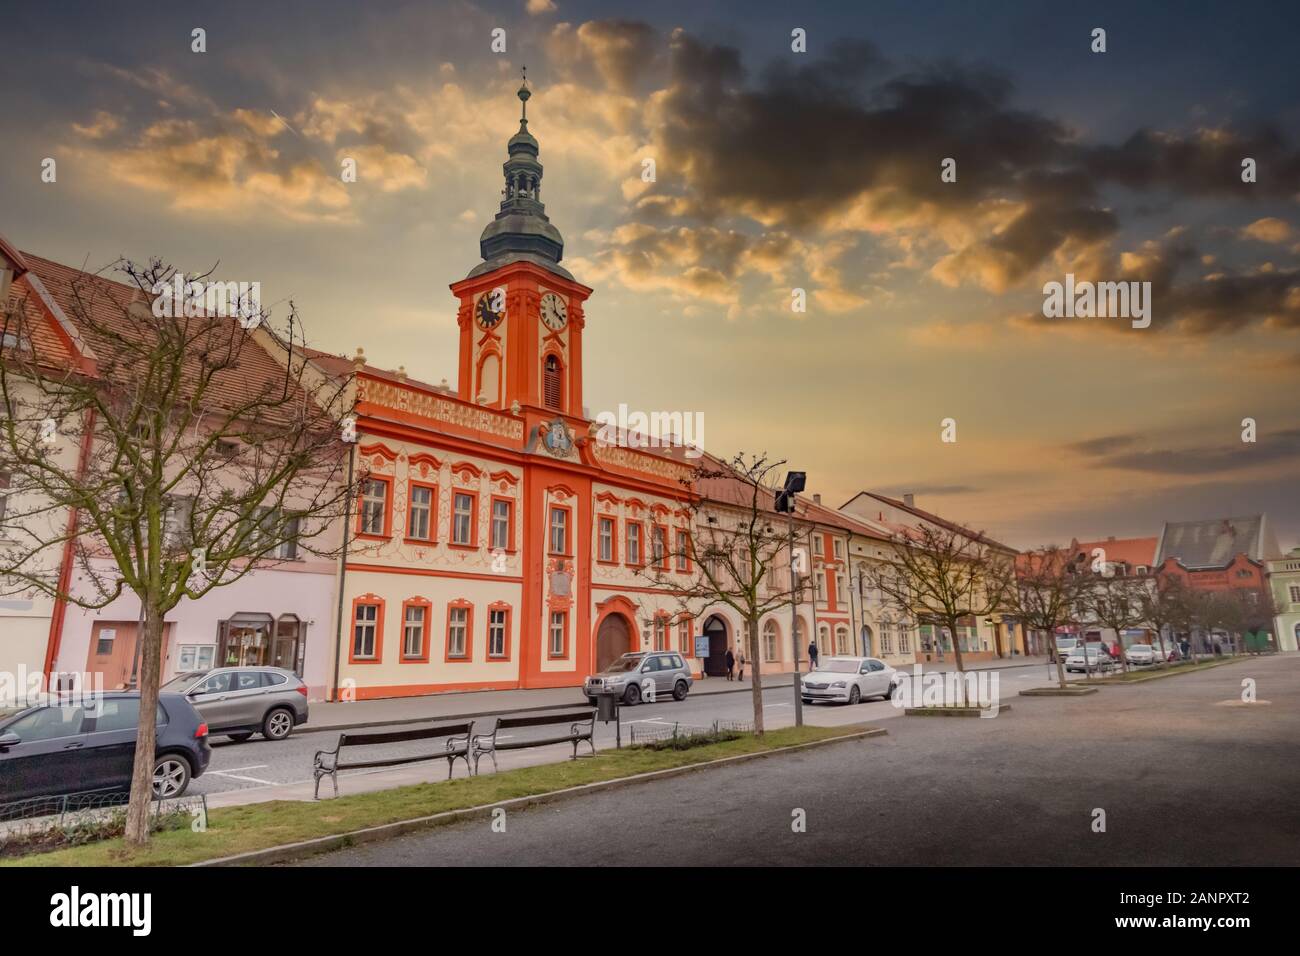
top-left (585, 652), bottom-right (693, 706)
top-left (161, 666), bottom-right (309, 741)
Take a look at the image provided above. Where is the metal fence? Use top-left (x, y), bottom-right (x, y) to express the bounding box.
top-left (0, 790), bottom-right (206, 848)
top-left (627, 718), bottom-right (754, 744)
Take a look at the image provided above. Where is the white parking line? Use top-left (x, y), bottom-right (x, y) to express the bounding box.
top-left (207, 770), bottom-right (277, 785)
top-left (212, 764), bottom-right (269, 773)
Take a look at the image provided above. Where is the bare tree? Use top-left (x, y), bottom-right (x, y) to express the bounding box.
top-left (1135, 575), bottom-right (1191, 668)
top-left (866, 521), bottom-right (1010, 703)
top-left (1080, 572), bottom-right (1148, 675)
top-left (641, 453), bottom-right (806, 735)
top-left (1002, 546), bottom-right (1087, 689)
top-left (0, 258), bottom-right (359, 845)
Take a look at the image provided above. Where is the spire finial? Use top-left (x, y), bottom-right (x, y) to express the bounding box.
top-left (517, 64), bottom-right (530, 123)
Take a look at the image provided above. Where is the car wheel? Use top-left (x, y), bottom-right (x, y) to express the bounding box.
top-left (672, 681), bottom-right (688, 701)
top-left (848, 686), bottom-right (861, 705)
top-left (623, 683), bottom-right (641, 706)
top-left (262, 707), bottom-right (295, 740)
top-left (884, 681), bottom-right (896, 700)
top-left (227, 732), bottom-right (254, 743)
top-left (152, 755), bottom-right (191, 799)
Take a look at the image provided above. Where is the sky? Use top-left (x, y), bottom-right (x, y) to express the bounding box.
top-left (4, 0), bottom-right (1300, 550)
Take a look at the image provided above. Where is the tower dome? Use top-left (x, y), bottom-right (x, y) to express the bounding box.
top-left (468, 71), bottom-right (571, 280)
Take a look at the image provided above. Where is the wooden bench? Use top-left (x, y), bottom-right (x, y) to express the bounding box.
top-left (312, 721), bottom-right (473, 799)
top-left (471, 710), bottom-right (596, 774)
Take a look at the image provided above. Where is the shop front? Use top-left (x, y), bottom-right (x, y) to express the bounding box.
top-left (216, 613), bottom-right (307, 676)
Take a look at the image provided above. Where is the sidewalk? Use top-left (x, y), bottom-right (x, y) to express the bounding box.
top-left (305, 655), bottom-right (1048, 734)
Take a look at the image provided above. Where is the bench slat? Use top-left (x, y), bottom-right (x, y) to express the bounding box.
top-left (496, 710), bottom-right (594, 731)
top-left (339, 723), bottom-right (472, 747)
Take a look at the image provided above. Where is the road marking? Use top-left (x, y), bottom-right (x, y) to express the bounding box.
top-left (213, 764), bottom-right (269, 773)
top-left (207, 770), bottom-right (276, 785)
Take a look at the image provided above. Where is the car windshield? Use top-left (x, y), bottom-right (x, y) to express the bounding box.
top-left (161, 671), bottom-right (207, 692)
top-left (604, 657), bottom-right (645, 673)
top-left (821, 660), bottom-right (861, 673)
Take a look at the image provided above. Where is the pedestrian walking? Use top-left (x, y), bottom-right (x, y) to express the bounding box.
top-left (737, 647), bottom-right (746, 681)
top-left (808, 640), bottom-right (819, 670)
top-left (724, 647), bottom-right (735, 681)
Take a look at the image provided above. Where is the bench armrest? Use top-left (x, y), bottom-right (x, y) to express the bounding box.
top-left (570, 712), bottom-right (596, 736)
top-left (313, 737), bottom-right (344, 771)
top-left (470, 718), bottom-right (500, 752)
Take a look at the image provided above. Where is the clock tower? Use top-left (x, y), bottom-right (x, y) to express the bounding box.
top-left (451, 75), bottom-right (592, 419)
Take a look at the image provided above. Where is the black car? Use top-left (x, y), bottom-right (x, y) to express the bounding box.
top-left (0, 691), bottom-right (211, 805)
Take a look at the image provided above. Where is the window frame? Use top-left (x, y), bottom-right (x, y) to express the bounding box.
top-left (356, 476), bottom-right (393, 539)
top-left (399, 597), bottom-right (432, 663)
top-left (597, 516), bottom-right (617, 564)
top-left (489, 495), bottom-right (515, 553)
top-left (487, 602), bottom-right (513, 660)
top-left (625, 520), bottom-right (643, 566)
top-left (548, 610), bottom-right (569, 659)
top-left (445, 600), bottom-right (474, 662)
top-left (450, 489), bottom-right (478, 549)
top-left (348, 594), bottom-right (385, 664)
top-left (548, 503), bottom-right (573, 557)
top-left (405, 481), bottom-right (437, 543)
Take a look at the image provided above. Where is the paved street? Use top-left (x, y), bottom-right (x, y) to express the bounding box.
top-left (193, 659), bottom-right (1060, 804)
top-left (295, 655), bottom-right (1300, 866)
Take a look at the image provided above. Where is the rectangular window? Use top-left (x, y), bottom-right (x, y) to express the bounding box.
top-left (549, 611), bottom-right (567, 657)
top-left (815, 571), bottom-right (825, 602)
top-left (408, 485), bottom-right (433, 540)
top-left (549, 506), bottom-right (568, 554)
top-left (836, 573), bottom-right (846, 602)
top-left (626, 523), bottom-right (641, 565)
top-left (276, 514), bottom-right (300, 560)
top-left (488, 608), bottom-right (508, 658)
top-left (95, 628), bottom-right (116, 656)
top-left (833, 539), bottom-right (844, 559)
top-left (491, 499), bottom-right (511, 551)
top-left (651, 526), bottom-right (667, 567)
top-left (403, 605), bottom-right (426, 659)
top-left (360, 479), bottom-right (388, 535)
top-left (1290, 585), bottom-right (1300, 604)
top-left (653, 617), bottom-right (667, 651)
top-left (678, 620), bottom-right (691, 655)
top-left (675, 531), bottom-right (689, 571)
top-left (453, 493), bottom-right (474, 545)
top-left (353, 604), bottom-right (379, 659)
top-left (177, 644), bottom-right (216, 672)
top-left (598, 517), bottom-right (615, 562)
top-left (448, 606), bottom-right (469, 658)
top-left (813, 536), bottom-right (824, 556)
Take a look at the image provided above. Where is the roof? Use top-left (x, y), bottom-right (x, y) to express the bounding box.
top-left (840, 490), bottom-right (1016, 553)
top-left (1154, 515), bottom-right (1279, 569)
top-left (1070, 536), bottom-right (1158, 568)
top-left (17, 252), bottom-right (318, 427)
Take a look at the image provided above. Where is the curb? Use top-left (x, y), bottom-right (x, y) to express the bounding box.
top-left (192, 727), bottom-right (886, 867)
top-left (297, 680), bottom-right (796, 736)
top-left (903, 705), bottom-right (1010, 716)
top-left (1067, 657), bottom-right (1245, 687)
top-left (1020, 687), bottom-right (1098, 696)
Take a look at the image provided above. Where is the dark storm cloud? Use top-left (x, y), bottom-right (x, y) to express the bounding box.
top-left (1071, 428), bottom-right (1300, 476)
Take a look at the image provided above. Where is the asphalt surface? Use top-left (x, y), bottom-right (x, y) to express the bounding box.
top-left (293, 655), bottom-right (1300, 866)
top-left (191, 664), bottom-right (1063, 797)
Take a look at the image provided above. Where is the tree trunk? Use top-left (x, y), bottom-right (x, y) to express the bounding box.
top-left (747, 611), bottom-right (764, 735)
top-left (124, 605), bottom-right (165, 846)
top-left (1053, 645), bottom-right (1067, 689)
top-left (948, 619), bottom-right (966, 705)
top-left (1116, 631), bottom-right (1130, 675)
top-left (1156, 628), bottom-right (1169, 669)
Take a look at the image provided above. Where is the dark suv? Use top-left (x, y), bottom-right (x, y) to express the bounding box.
top-left (0, 691), bottom-right (211, 804)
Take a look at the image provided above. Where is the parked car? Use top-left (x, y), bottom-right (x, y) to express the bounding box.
top-left (0, 691), bottom-right (210, 804)
top-left (1125, 643), bottom-right (1159, 666)
top-left (1065, 646), bottom-right (1117, 673)
top-left (584, 652), bottom-right (693, 705)
top-left (801, 656), bottom-right (899, 705)
top-left (1052, 637), bottom-right (1079, 663)
top-left (160, 666), bottom-right (308, 741)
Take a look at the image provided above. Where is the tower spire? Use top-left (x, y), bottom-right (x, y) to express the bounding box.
top-left (466, 73), bottom-right (570, 280)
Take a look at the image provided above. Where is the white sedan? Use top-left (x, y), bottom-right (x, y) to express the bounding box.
top-left (801, 657), bottom-right (899, 705)
top-left (1065, 646), bottom-right (1117, 673)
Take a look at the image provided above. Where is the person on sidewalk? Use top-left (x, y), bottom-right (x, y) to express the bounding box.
top-left (808, 640), bottom-right (819, 670)
top-left (737, 648), bottom-right (746, 681)
top-left (725, 648), bottom-right (735, 681)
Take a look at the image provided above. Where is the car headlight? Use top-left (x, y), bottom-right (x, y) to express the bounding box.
top-left (831, 681), bottom-right (846, 688)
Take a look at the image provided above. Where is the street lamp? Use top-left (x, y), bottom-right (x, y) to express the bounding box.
top-left (777, 471), bottom-right (806, 727)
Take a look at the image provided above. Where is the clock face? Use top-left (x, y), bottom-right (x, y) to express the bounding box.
top-left (540, 292), bottom-right (567, 331)
top-left (476, 291), bottom-right (504, 329)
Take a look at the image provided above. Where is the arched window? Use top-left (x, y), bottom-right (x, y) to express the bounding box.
top-left (762, 620), bottom-right (780, 662)
top-left (543, 354), bottom-right (563, 411)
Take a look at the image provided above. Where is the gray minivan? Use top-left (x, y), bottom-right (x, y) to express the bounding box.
top-left (584, 652), bottom-right (693, 706)
top-left (161, 666), bottom-right (309, 741)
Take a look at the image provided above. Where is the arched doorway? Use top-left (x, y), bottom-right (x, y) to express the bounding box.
top-left (595, 613), bottom-right (632, 672)
top-left (703, 615), bottom-right (729, 676)
top-left (860, 624), bottom-right (873, 657)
